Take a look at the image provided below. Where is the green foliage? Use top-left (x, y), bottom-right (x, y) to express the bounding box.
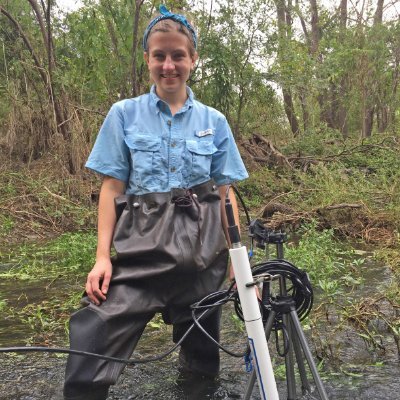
top-left (0, 231), bottom-right (97, 281)
top-left (194, 0), bottom-right (282, 136)
top-left (0, 215), bottom-right (15, 236)
top-left (57, 0), bottom-right (149, 104)
top-left (0, 231), bottom-right (97, 342)
top-left (0, 299), bottom-right (7, 312)
top-left (284, 221), bottom-right (365, 297)
top-left (0, 167), bottom-right (97, 241)
top-left (1, 0), bottom-right (400, 158)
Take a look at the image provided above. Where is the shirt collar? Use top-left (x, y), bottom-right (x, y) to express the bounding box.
top-left (149, 85), bottom-right (194, 115)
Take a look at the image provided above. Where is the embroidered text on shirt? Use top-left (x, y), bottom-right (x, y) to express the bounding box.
top-left (196, 129), bottom-right (214, 137)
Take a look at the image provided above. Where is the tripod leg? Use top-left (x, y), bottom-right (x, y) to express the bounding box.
top-left (289, 310), bottom-right (329, 400)
top-left (290, 322), bottom-right (312, 394)
top-left (283, 315), bottom-right (297, 400)
top-left (243, 310), bottom-right (276, 400)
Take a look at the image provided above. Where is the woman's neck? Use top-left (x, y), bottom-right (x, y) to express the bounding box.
top-left (156, 87), bottom-right (188, 116)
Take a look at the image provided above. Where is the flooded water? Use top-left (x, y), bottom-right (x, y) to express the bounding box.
top-left (0, 259), bottom-right (399, 399)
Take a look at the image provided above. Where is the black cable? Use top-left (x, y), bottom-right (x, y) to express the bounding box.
top-left (274, 322), bottom-right (290, 357)
top-left (190, 289), bottom-right (248, 358)
top-left (0, 309), bottom-right (208, 364)
top-left (0, 287), bottom-right (249, 363)
top-left (252, 259), bottom-right (314, 325)
top-left (231, 184), bottom-right (251, 226)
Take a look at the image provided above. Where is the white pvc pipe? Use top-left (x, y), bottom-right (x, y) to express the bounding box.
top-left (230, 245), bottom-right (280, 400)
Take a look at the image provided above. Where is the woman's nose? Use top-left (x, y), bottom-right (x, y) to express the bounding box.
top-left (163, 56), bottom-right (175, 70)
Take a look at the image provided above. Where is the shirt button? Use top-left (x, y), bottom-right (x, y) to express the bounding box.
top-left (170, 167), bottom-right (176, 173)
top-left (171, 142), bottom-right (176, 148)
top-left (167, 120), bottom-right (172, 126)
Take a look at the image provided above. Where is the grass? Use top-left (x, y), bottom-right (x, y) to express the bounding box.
top-left (0, 163), bottom-right (97, 244)
top-left (0, 232), bottom-right (96, 344)
top-left (0, 231), bottom-right (97, 281)
top-left (283, 221), bottom-right (366, 297)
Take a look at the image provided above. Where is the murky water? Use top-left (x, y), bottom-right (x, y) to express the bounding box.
top-left (0, 259), bottom-right (399, 399)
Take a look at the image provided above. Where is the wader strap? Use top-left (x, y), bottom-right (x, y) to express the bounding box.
top-left (172, 189), bottom-right (203, 245)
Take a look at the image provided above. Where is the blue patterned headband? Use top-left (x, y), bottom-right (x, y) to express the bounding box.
top-left (142, 4), bottom-right (197, 51)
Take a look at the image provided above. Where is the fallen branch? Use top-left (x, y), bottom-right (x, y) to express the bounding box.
top-left (43, 186), bottom-right (81, 206)
top-left (320, 203), bottom-right (363, 211)
top-left (69, 103), bottom-right (107, 117)
top-left (252, 134), bottom-right (293, 169)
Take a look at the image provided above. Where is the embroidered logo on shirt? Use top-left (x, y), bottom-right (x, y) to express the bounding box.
top-left (196, 128), bottom-right (214, 137)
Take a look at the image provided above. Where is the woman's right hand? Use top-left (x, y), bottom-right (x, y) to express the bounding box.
top-left (85, 258), bottom-right (113, 305)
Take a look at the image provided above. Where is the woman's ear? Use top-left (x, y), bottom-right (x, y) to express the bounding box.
top-left (144, 52), bottom-right (149, 66)
top-left (191, 52), bottom-right (198, 70)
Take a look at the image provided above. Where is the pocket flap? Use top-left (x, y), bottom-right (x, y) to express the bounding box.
top-left (186, 140), bottom-right (217, 155)
top-left (125, 134), bottom-right (161, 151)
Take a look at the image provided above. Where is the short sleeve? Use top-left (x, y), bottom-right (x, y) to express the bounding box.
top-left (85, 103), bottom-right (130, 182)
top-left (211, 117), bottom-right (248, 185)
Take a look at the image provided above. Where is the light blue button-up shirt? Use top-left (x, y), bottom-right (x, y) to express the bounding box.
top-left (86, 86), bottom-right (248, 194)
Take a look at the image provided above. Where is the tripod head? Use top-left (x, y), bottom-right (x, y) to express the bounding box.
top-left (249, 219), bottom-right (287, 259)
top-left (249, 219), bottom-right (287, 248)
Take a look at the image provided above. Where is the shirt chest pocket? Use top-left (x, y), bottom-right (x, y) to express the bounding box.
top-left (124, 134), bottom-right (162, 188)
top-left (185, 139), bottom-right (218, 179)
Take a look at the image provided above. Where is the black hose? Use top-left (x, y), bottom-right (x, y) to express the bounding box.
top-left (0, 309), bottom-right (207, 364)
top-left (190, 289), bottom-right (248, 358)
top-left (252, 259), bottom-right (313, 324)
top-left (0, 287), bottom-right (250, 363)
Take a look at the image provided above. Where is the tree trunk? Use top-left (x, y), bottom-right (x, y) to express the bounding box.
top-left (275, 0), bottom-right (300, 136)
top-left (283, 88), bottom-right (300, 136)
top-left (234, 86), bottom-right (245, 138)
top-left (132, 0), bottom-right (144, 97)
top-left (337, 0), bottom-right (349, 137)
top-left (361, 0), bottom-right (384, 138)
top-left (299, 91), bottom-right (310, 132)
top-left (27, 0), bottom-right (68, 138)
top-left (390, 46), bottom-right (400, 127)
top-left (309, 0), bottom-right (321, 56)
top-left (376, 105), bottom-right (389, 132)
top-left (340, 0), bottom-right (347, 29)
top-left (0, 5), bottom-right (66, 137)
top-left (374, 0), bottom-right (384, 25)
top-left (295, 0), bottom-right (310, 48)
top-left (362, 106), bottom-right (375, 138)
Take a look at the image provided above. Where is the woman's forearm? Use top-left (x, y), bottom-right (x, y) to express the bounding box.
top-left (96, 177), bottom-right (126, 260)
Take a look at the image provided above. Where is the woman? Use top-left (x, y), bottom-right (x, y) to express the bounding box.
top-left (63, 5), bottom-right (248, 399)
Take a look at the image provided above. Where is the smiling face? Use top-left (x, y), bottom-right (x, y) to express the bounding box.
top-left (144, 30), bottom-right (197, 104)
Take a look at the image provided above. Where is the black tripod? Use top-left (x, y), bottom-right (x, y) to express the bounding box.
top-left (243, 221), bottom-right (329, 400)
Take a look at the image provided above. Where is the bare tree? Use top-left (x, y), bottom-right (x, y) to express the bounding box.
top-left (132, 0), bottom-right (144, 97)
top-left (275, 0), bottom-right (300, 136)
top-left (0, 3), bottom-right (67, 137)
top-left (361, 0), bottom-right (385, 137)
top-left (337, 0), bottom-right (349, 137)
top-left (309, 0), bottom-right (321, 56)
